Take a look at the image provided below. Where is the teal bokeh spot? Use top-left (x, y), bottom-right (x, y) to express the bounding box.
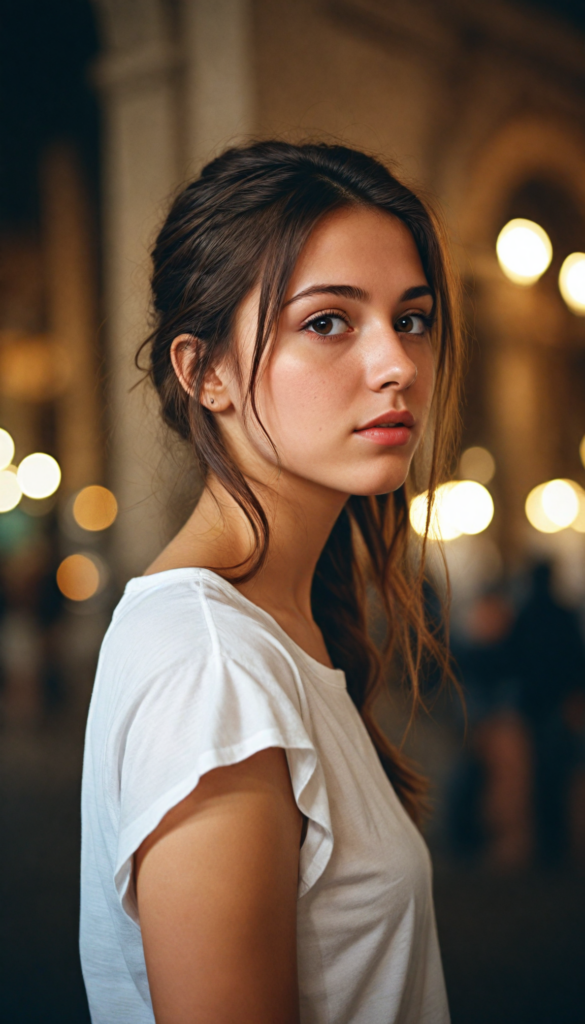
top-left (0, 507), bottom-right (39, 553)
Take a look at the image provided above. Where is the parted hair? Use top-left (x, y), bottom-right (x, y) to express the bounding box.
top-left (139, 140), bottom-right (463, 825)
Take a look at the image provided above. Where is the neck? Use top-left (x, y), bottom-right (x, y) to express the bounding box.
top-left (145, 468), bottom-right (349, 667)
top-left (191, 471), bottom-right (348, 620)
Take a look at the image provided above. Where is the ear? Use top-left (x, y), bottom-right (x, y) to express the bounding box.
top-left (170, 334), bottom-right (232, 412)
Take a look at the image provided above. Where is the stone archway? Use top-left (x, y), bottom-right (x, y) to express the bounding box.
top-left (455, 116), bottom-right (585, 561)
top-left (459, 116), bottom-right (585, 251)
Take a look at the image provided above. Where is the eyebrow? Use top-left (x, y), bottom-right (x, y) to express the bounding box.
top-left (400, 285), bottom-right (434, 302)
top-left (284, 284), bottom-right (369, 306)
top-left (284, 283), bottom-right (434, 306)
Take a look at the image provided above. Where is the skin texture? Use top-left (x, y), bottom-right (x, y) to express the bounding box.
top-left (136, 206), bottom-right (436, 1022)
top-left (135, 749), bottom-right (303, 1024)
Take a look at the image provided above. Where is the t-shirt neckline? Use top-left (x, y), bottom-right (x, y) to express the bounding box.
top-left (126, 567), bottom-right (347, 689)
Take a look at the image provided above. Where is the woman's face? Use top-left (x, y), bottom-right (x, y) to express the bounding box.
top-left (213, 205), bottom-right (436, 498)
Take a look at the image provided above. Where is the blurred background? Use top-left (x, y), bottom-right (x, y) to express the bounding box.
top-left (1, 0), bottom-right (585, 1020)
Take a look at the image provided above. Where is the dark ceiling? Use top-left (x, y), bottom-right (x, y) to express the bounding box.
top-left (0, 0), bottom-right (99, 228)
top-left (514, 0), bottom-right (585, 32)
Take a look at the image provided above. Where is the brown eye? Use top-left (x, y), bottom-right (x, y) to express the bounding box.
top-left (306, 314), bottom-right (348, 336)
top-left (395, 314), bottom-right (426, 335)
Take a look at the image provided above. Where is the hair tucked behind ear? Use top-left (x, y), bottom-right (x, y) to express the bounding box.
top-left (139, 140), bottom-right (464, 826)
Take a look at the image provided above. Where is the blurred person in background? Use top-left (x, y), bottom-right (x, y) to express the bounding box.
top-left (448, 589), bottom-right (532, 870)
top-left (509, 562), bottom-right (585, 867)
top-left (80, 141), bottom-right (464, 1024)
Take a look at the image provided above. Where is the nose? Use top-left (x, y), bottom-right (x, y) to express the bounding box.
top-left (364, 329), bottom-right (418, 393)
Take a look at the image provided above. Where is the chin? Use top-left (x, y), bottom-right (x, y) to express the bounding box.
top-left (325, 464), bottom-right (412, 498)
top-left (349, 455), bottom-right (413, 497)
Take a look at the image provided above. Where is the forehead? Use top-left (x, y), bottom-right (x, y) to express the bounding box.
top-left (286, 205), bottom-right (427, 297)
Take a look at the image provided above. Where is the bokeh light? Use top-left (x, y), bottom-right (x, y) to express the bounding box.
top-left (73, 485), bottom-right (118, 532)
top-left (541, 479), bottom-right (579, 528)
top-left (580, 435), bottom-right (585, 469)
top-left (525, 483), bottom-right (559, 533)
top-left (0, 468), bottom-right (22, 512)
top-left (56, 553), bottom-right (101, 601)
top-left (558, 253), bottom-right (585, 315)
top-left (525, 479), bottom-right (581, 533)
top-left (459, 446), bottom-right (496, 485)
top-left (17, 453), bottom-right (61, 499)
top-left (410, 480), bottom-right (494, 540)
top-left (410, 483), bottom-right (461, 541)
top-left (0, 428), bottom-right (15, 471)
top-left (451, 481), bottom-right (495, 535)
top-left (496, 218), bottom-right (552, 285)
top-left (571, 485), bottom-right (585, 534)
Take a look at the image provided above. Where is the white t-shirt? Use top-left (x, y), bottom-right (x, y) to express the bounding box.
top-left (80, 568), bottom-right (449, 1024)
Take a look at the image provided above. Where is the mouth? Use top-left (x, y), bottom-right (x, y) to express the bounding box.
top-left (353, 409), bottom-right (415, 447)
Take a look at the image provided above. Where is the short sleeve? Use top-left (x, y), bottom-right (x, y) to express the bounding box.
top-left (112, 639), bottom-right (333, 922)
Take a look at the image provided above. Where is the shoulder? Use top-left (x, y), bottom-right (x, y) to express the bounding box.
top-left (97, 568), bottom-right (302, 705)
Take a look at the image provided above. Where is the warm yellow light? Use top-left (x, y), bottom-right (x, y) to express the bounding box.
top-left (0, 467), bottom-right (22, 512)
top-left (56, 553), bottom-right (100, 601)
top-left (459, 446), bottom-right (495, 485)
top-left (525, 483), bottom-right (560, 533)
top-left (0, 428), bottom-right (15, 471)
top-left (17, 453), bottom-right (61, 499)
top-left (410, 482), bottom-right (462, 541)
top-left (580, 435), bottom-right (585, 469)
top-left (73, 485), bottom-right (118, 532)
top-left (411, 480), bottom-right (494, 540)
top-left (559, 253), bottom-right (585, 315)
top-left (450, 480), bottom-right (494, 535)
top-left (496, 218), bottom-right (552, 285)
top-left (525, 479), bottom-right (581, 533)
top-left (571, 484), bottom-right (585, 533)
top-left (541, 479), bottom-right (579, 528)
top-left (409, 491), bottom-right (428, 537)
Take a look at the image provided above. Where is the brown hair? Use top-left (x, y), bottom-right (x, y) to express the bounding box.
top-left (140, 141), bottom-right (463, 825)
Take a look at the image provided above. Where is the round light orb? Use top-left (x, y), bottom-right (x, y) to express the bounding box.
top-left (73, 485), bottom-right (118, 532)
top-left (541, 478), bottom-right (579, 528)
top-left (0, 428), bottom-right (15, 471)
top-left (570, 484), bottom-right (585, 533)
top-left (559, 253), bottom-right (585, 315)
top-left (56, 553), bottom-right (101, 601)
top-left (496, 218), bottom-right (552, 285)
top-left (410, 482), bottom-right (462, 541)
top-left (459, 446), bottom-right (496, 485)
top-left (0, 468), bottom-right (22, 512)
top-left (17, 452), bottom-right (61, 499)
top-left (525, 483), bottom-right (560, 533)
top-left (449, 480), bottom-right (494, 535)
top-left (525, 479), bottom-right (581, 533)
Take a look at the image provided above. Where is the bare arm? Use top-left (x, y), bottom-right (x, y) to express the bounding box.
top-left (135, 747), bottom-right (303, 1024)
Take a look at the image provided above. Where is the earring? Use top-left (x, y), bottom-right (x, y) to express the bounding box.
top-left (209, 397), bottom-right (215, 405)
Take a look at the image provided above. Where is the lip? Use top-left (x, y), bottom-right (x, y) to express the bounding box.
top-left (354, 408), bottom-right (415, 448)
top-left (356, 409), bottom-right (415, 431)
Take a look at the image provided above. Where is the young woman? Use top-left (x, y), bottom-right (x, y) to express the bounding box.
top-left (80, 141), bottom-right (462, 1024)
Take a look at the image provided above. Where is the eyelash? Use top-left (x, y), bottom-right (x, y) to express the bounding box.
top-left (301, 309), bottom-right (436, 336)
top-left (400, 313), bottom-right (436, 333)
top-left (301, 309), bottom-right (352, 334)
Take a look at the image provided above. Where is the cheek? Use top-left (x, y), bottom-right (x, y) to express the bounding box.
top-left (258, 348), bottom-right (355, 437)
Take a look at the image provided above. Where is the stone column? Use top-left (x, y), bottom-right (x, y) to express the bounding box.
top-left (92, 0), bottom-right (256, 583)
top-left (41, 144), bottom-right (102, 493)
top-left (181, 0), bottom-right (255, 174)
top-left (92, 0), bottom-right (180, 582)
